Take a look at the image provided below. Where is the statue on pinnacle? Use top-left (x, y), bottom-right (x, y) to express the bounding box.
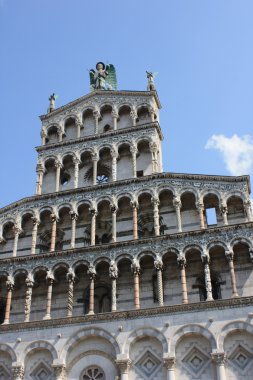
top-left (89, 62), bottom-right (117, 91)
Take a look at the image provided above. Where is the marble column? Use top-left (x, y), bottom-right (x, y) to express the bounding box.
top-left (115, 359), bottom-right (132, 380)
top-left (43, 271), bottom-right (54, 320)
top-left (177, 255), bottom-right (188, 304)
top-left (152, 197), bottom-right (160, 236)
top-left (58, 128), bottom-right (63, 142)
top-left (93, 110), bottom-right (100, 134)
top-left (244, 199), bottom-right (253, 222)
top-left (36, 165), bottom-right (44, 195)
top-left (130, 110), bottom-right (137, 126)
top-left (3, 276), bottom-right (14, 324)
top-left (111, 148), bottom-right (118, 181)
top-left (196, 202), bottom-right (205, 229)
top-left (73, 157), bottom-right (80, 189)
top-left (109, 260), bottom-right (118, 312)
top-left (76, 119), bottom-right (82, 139)
top-left (212, 352), bottom-right (227, 380)
top-left (87, 265), bottom-right (96, 315)
top-left (90, 209), bottom-right (97, 246)
top-left (173, 197), bottom-right (182, 232)
top-left (225, 250), bottom-right (239, 297)
top-left (69, 211), bottom-right (78, 249)
top-left (41, 129), bottom-right (47, 146)
top-left (202, 254), bottom-right (213, 301)
top-left (131, 201), bottom-right (139, 240)
top-left (220, 205), bottom-right (228, 226)
top-left (55, 160), bottom-right (62, 192)
top-left (12, 225), bottom-right (22, 257)
top-left (31, 217), bottom-right (39, 254)
top-left (154, 259), bottom-right (164, 306)
top-left (131, 260), bottom-right (140, 309)
top-left (130, 145), bottom-right (138, 178)
top-left (50, 214), bottom-right (57, 252)
top-left (66, 269), bottom-right (75, 317)
top-left (12, 364), bottom-right (25, 380)
top-left (110, 204), bottom-right (118, 243)
top-left (24, 274), bottom-right (34, 322)
top-left (112, 109), bottom-right (118, 130)
top-left (149, 143), bottom-right (158, 173)
top-left (163, 357), bottom-right (176, 380)
top-left (92, 152), bottom-right (99, 185)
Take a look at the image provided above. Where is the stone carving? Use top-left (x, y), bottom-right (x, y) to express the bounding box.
top-left (89, 62), bottom-right (117, 91)
top-left (109, 260), bottom-right (118, 279)
top-left (146, 71), bottom-right (157, 91)
top-left (48, 93), bottom-right (56, 113)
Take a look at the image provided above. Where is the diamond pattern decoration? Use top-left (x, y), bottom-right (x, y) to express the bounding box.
top-left (182, 346), bottom-right (210, 377)
top-left (228, 344), bottom-right (253, 373)
top-left (134, 349), bottom-right (162, 379)
top-left (30, 362), bottom-right (53, 380)
top-left (0, 365), bottom-right (11, 380)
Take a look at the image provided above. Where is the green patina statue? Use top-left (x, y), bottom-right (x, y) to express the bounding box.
top-left (89, 62), bottom-right (117, 91)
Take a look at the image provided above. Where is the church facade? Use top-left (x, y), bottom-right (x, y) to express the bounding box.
top-left (0, 64), bottom-right (253, 380)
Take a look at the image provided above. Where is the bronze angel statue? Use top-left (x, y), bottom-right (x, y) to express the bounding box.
top-left (89, 62), bottom-right (117, 91)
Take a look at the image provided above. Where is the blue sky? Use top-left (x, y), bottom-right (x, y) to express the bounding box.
top-left (1, 0), bottom-right (253, 208)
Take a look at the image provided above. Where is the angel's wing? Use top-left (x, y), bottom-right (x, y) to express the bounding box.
top-left (106, 64), bottom-right (117, 90)
top-left (89, 69), bottom-right (96, 88)
top-left (152, 71), bottom-right (159, 78)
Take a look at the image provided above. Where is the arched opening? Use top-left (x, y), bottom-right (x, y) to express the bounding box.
top-left (203, 193), bottom-right (221, 227)
top-left (58, 206), bottom-right (72, 249)
top-left (138, 193), bottom-right (154, 238)
top-left (117, 144), bottom-right (132, 180)
top-left (0, 275), bottom-right (7, 324)
top-left (76, 204), bottom-right (91, 247)
top-left (185, 248), bottom-right (203, 303)
top-left (80, 151), bottom-right (93, 187)
top-left (117, 258), bottom-right (133, 310)
top-left (82, 109), bottom-right (95, 137)
top-left (99, 105), bottom-right (113, 134)
top-left (73, 262), bottom-right (89, 316)
top-left (139, 254), bottom-right (156, 307)
top-left (136, 106), bottom-right (151, 125)
top-left (163, 251), bottom-right (179, 305)
top-left (227, 196), bottom-right (246, 224)
top-left (38, 210), bottom-right (64, 253)
top-left (42, 158), bottom-right (56, 194)
top-left (60, 155), bottom-right (74, 191)
top-left (96, 201), bottom-right (112, 245)
top-left (158, 190), bottom-right (175, 234)
top-left (118, 105), bottom-right (132, 129)
top-left (117, 197), bottom-right (132, 241)
top-left (64, 117), bottom-right (77, 140)
top-left (137, 140), bottom-right (152, 176)
top-left (181, 192), bottom-right (198, 231)
top-left (97, 148), bottom-right (112, 184)
top-left (11, 272), bottom-right (27, 323)
top-left (31, 269), bottom-right (47, 321)
top-left (20, 213), bottom-right (34, 255)
top-left (46, 125), bottom-right (58, 144)
top-left (233, 242), bottom-right (252, 296)
top-left (51, 265), bottom-right (68, 319)
top-left (0, 222), bottom-right (14, 257)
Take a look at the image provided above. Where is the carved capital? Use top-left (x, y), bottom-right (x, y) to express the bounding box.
top-left (130, 145), bottom-right (138, 155)
top-left (13, 225), bottom-right (22, 236)
top-left (12, 363), bottom-right (24, 380)
top-left (69, 211), bottom-right (78, 221)
top-left (201, 254), bottom-right (210, 265)
top-left (130, 110), bottom-right (137, 120)
top-left (110, 204), bottom-right (118, 214)
top-left (173, 197), bottom-right (182, 209)
top-left (163, 356), bottom-right (176, 370)
top-left (130, 200), bottom-right (139, 209)
top-left (152, 197), bottom-right (160, 207)
top-left (111, 148), bottom-right (118, 159)
top-left (6, 276), bottom-right (14, 291)
top-left (25, 273), bottom-right (34, 288)
top-left (32, 217), bottom-right (40, 226)
top-left (89, 208), bottom-right (98, 217)
top-left (177, 255), bottom-right (186, 269)
top-left (50, 213), bottom-right (58, 223)
top-left (115, 359), bottom-right (132, 374)
top-left (93, 110), bottom-right (101, 119)
top-left (225, 250), bottom-right (234, 261)
top-left (131, 259), bottom-right (141, 275)
top-left (154, 258), bottom-right (163, 271)
top-left (66, 268), bottom-right (75, 283)
top-left (211, 351), bottom-right (226, 366)
top-left (46, 270), bottom-right (54, 284)
top-left (196, 201), bottom-right (204, 212)
top-left (54, 160), bottom-right (63, 169)
top-left (52, 364), bottom-right (67, 380)
top-left (91, 152), bottom-right (99, 161)
top-left (220, 205), bottom-right (228, 215)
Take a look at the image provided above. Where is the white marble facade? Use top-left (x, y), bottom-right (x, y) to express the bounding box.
top-left (0, 76), bottom-right (253, 380)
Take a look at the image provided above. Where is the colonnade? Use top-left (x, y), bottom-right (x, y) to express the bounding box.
top-left (36, 141), bottom-right (159, 195)
top-left (5, 193), bottom-right (252, 259)
top-left (41, 104), bottom-right (157, 146)
top-left (1, 243), bottom-right (246, 325)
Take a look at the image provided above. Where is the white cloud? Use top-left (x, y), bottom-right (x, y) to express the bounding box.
top-left (205, 134), bottom-right (253, 176)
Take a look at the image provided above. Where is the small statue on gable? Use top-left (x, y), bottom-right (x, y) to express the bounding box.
top-left (89, 62), bottom-right (117, 91)
top-left (146, 71), bottom-right (158, 91)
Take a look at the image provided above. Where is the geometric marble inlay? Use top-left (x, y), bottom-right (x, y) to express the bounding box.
top-left (229, 344), bottom-right (253, 373)
top-left (30, 362), bottom-right (53, 380)
top-left (134, 349), bottom-right (162, 379)
top-left (0, 365), bottom-right (11, 380)
top-left (182, 346), bottom-right (210, 377)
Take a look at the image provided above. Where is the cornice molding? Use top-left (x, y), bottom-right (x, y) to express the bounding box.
top-left (39, 90), bottom-right (161, 121)
top-left (36, 122), bottom-right (163, 152)
top-left (0, 296), bottom-right (252, 333)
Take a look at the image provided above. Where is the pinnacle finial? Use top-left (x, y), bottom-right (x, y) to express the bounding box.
top-left (146, 71), bottom-right (157, 91)
top-left (47, 93), bottom-right (56, 113)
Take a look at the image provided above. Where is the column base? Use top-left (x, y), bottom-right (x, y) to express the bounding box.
top-left (87, 311), bottom-right (94, 315)
top-left (232, 293), bottom-right (239, 298)
top-left (43, 314), bottom-right (51, 320)
top-left (2, 320), bottom-right (9, 325)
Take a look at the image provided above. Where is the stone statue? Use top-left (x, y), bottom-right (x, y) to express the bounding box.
top-left (146, 71), bottom-right (157, 91)
top-left (48, 93), bottom-right (57, 113)
top-left (89, 62), bottom-right (117, 91)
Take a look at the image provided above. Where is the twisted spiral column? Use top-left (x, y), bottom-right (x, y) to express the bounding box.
top-left (109, 260), bottom-right (118, 312)
top-left (90, 209), bottom-right (98, 246)
top-left (12, 225), bottom-right (22, 257)
top-left (73, 157), bottom-right (80, 189)
top-left (66, 269), bottom-right (75, 317)
top-left (130, 145), bottom-right (138, 178)
top-left (31, 217), bottom-right (39, 254)
top-left (202, 254), bottom-right (213, 301)
top-left (24, 274), bottom-right (34, 322)
top-left (154, 259), bottom-right (164, 306)
top-left (152, 197), bottom-right (160, 236)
